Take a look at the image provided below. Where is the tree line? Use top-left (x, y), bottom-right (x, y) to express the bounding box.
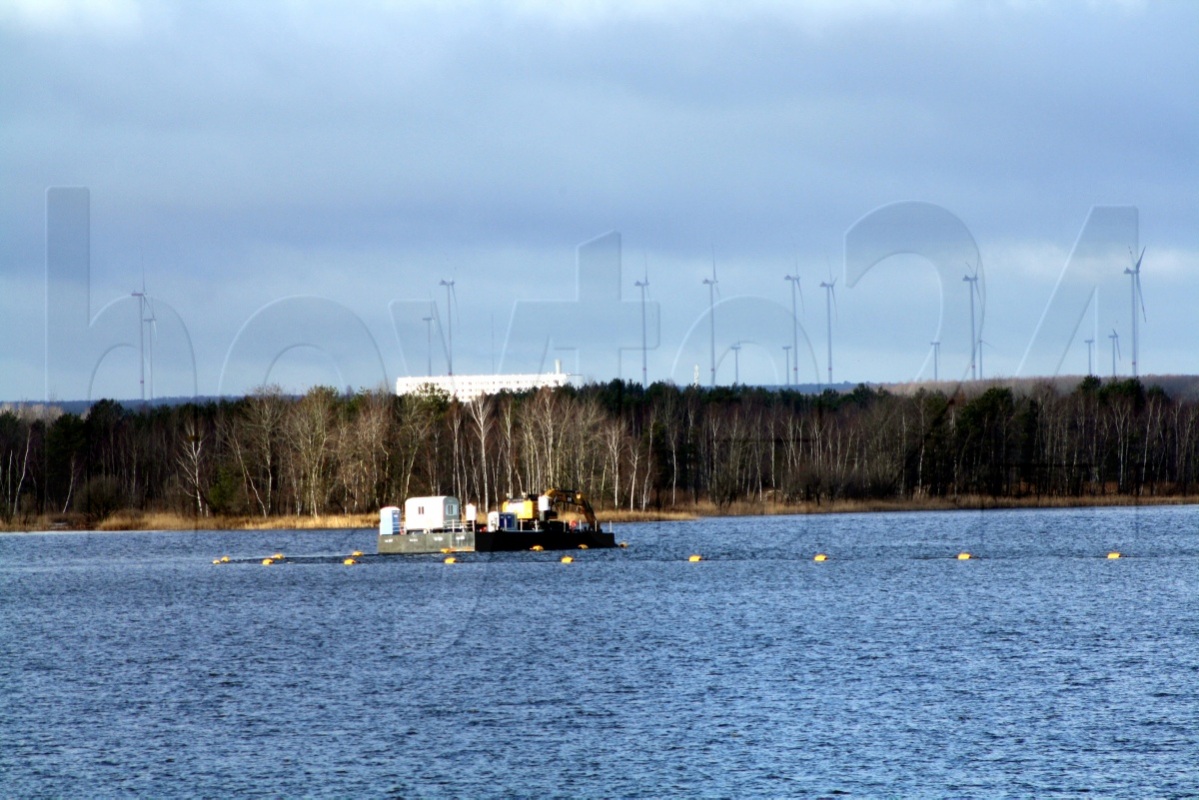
top-left (3, 376), bottom-right (1198, 525)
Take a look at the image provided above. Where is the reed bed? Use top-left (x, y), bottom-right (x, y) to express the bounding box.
top-left (5, 493), bottom-right (1196, 533)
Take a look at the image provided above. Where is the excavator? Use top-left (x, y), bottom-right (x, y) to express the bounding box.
top-left (544, 488), bottom-right (599, 531)
top-left (488, 487), bottom-right (614, 549)
top-left (502, 487), bottom-right (598, 532)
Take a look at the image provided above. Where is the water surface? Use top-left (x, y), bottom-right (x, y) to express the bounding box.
top-left (2, 506), bottom-right (1197, 797)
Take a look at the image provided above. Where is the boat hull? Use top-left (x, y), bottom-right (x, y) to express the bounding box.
top-left (377, 527), bottom-right (615, 554)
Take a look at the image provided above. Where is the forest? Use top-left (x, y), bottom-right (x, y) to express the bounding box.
top-left (2, 376), bottom-right (1198, 528)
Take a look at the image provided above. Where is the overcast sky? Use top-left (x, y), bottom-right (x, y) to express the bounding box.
top-left (3, 0), bottom-right (1196, 402)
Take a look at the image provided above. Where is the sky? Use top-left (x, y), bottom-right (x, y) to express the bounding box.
top-left (2, 0), bottom-right (1197, 402)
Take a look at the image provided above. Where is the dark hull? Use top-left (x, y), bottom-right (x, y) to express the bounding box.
top-left (475, 528), bottom-right (616, 552)
top-left (377, 527), bottom-right (615, 555)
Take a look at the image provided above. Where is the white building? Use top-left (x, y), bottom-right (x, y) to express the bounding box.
top-left (395, 362), bottom-right (571, 400)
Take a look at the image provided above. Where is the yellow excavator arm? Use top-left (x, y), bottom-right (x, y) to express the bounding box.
top-left (544, 487), bottom-right (598, 530)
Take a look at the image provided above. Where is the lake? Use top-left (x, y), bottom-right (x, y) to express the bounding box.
top-left (2, 505), bottom-right (1198, 798)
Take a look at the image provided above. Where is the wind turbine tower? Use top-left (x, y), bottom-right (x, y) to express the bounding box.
top-left (703, 256), bottom-right (718, 388)
top-left (963, 267), bottom-right (980, 381)
top-left (783, 345), bottom-right (792, 387)
top-left (1109, 329), bottom-right (1120, 377)
top-left (731, 342), bottom-right (741, 385)
top-left (930, 340), bottom-right (940, 382)
top-left (819, 277), bottom-right (836, 385)
top-left (439, 279), bottom-right (455, 376)
top-left (784, 271), bottom-right (803, 387)
top-left (1124, 247), bottom-right (1146, 377)
top-left (422, 315), bottom-right (434, 377)
top-left (131, 276), bottom-right (156, 404)
top-left (1084, 337), bottom-right (1094, 376)
top-left (636, 266), bottom-right (650, 388)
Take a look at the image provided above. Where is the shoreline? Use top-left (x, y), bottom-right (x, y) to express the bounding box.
top-left (4, 493), bottom-right (1197, 533)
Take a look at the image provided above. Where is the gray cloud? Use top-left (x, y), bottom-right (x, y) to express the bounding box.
top-left (2, 1), bottom-right (1196, 399)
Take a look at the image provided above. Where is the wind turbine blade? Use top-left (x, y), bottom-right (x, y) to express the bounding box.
top-left (1136, 273), bottom-right (1146, 321)
top-left (799, 282), bottom-right (805, 316)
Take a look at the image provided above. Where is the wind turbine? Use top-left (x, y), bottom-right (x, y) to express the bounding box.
top-left (963, 264), bottom-right (980, 381)
top-left (422, 314), bottom-right (434, 377)
top-left (703, 251), bottom-right (718, 388)
top-left (978, 338), bottom-right (992, 381)
top-left (1124, 247), bottom-right (1147, 377)
top-left (1109, 329), bottom-right (1120, 377)
top-left (636, 261), bottom-right (650, 388)
top-left (1084, 337), bottom-right (1095, 376)
top-left (930, 340), bottom-right (940, 382)
top-left (145, 293), bottom-right (157, 402)
top-left (784, 269), bottom-right (804, 387)
top-left (131, 273), bottom-right (157, 404)
top-left (819, 274), bottom-right (836, 386)
top-left (439, 278), bottom-right (456, 376)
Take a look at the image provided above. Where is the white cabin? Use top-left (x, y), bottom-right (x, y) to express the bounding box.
top-left (403, 496), bottom-right (461, 533)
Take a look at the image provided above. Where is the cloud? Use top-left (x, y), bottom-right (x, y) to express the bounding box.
top-left (1, 0), bottom-right (1195, 398)
top-left (0, 0), bottom-right (145, 35)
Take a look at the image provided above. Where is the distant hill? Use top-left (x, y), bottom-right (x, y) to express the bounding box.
top-left (879, 374), bottom-right (1199, 401)
top-left (5, 375), bottom-right (1198, 415)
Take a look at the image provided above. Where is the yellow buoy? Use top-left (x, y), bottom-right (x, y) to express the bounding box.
top-left (530, 545), bottom-right (544, 552)
top-left (220, 555), bottom-right (230, 563)
top-left (262, 558), bottom-right (274, 565)
top-left (440, 548), bottom-right (451, 554)
top-left (957, 552), bottom-right (972, 560)
top-left (813, 553), bottom-right (828, 562)
top-left (272, 553), bottom-right (284, 561)
top-left (351, 551), bottom-right (363, 558)
top-left (444, 556), bottom-right (456, 564)
top-left (212, 558), bottom-right (221, 565)
top-left (1107, 551), bottom-right (1121, 559)
top-left (560, 555), bottom-right (573, 564)
top-left (688, 554), bottom-right (703, 562)
top-left (578, 544), bottom-right (589, 550)
top-left (343, 557), bottom-right (357, 566)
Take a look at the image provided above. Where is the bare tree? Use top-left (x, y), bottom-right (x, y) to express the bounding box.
top-left (285, 387), bottom-right (337, 516)
top-left (176, 418), bottom-right (207, 517)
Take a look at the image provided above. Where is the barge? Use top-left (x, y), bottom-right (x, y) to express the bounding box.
top-left (377, 488), bottom-right (616, 554)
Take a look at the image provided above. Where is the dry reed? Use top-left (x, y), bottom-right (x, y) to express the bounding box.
top-left (3, 494), bottom-right (1195, 533)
